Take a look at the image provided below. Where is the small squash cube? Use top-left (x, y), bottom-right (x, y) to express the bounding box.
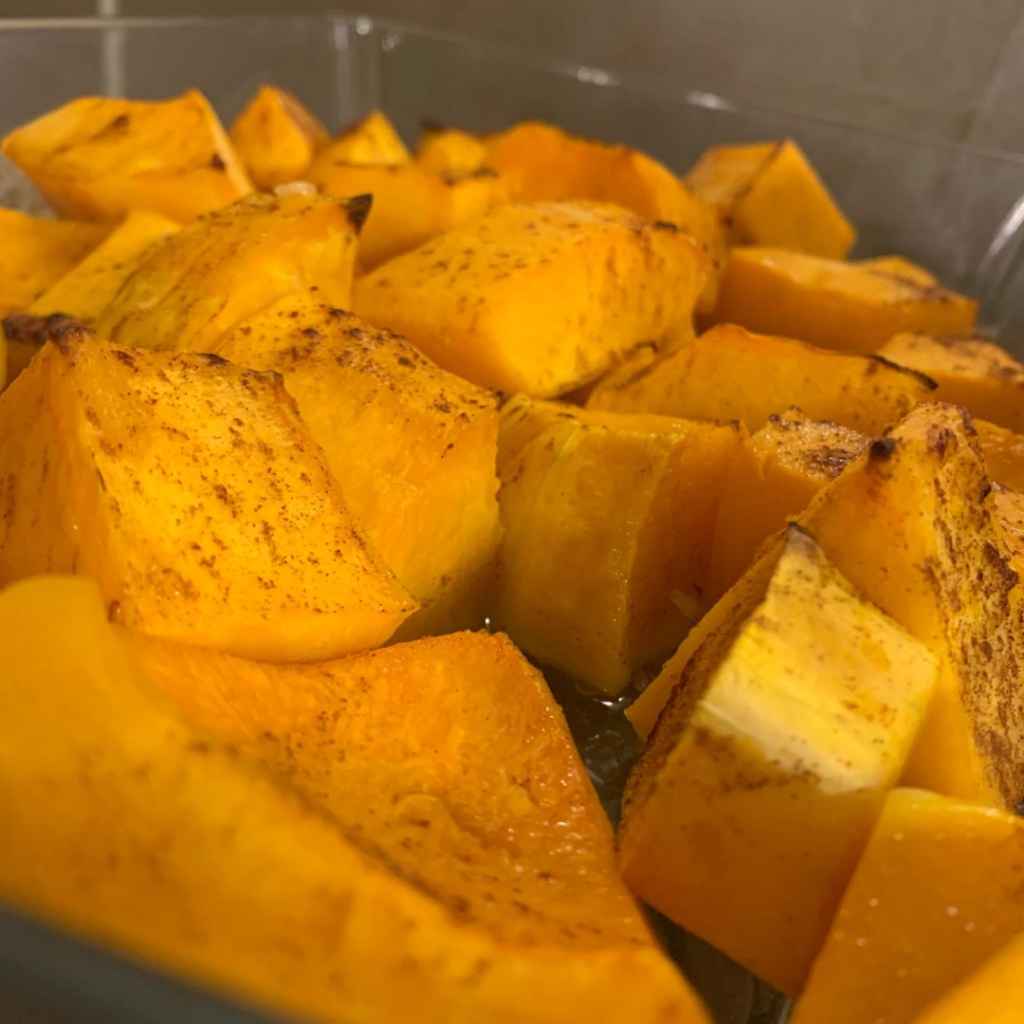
top-left (0, 576), bottom-right (708, 1024)
top-left (685, 139), bottom-right (855, 258)
top-left (94, 192), bottom-right (364, 353)
top-left (0, 338), bottom-right (415, 660)
top-left (308, 161), bottom-right (507, 269)
top-left (587, 323), bottom-right (935, 434)
top-left (29, 210), bottom-right (180, 323)
top-left (217, 294), bottom-right (500, 638)
top-left (0, 208), bottom-right (108, 316)
top-left (494, 395), bottom-right (742, 695)
top-left (319, 109), bottom-right (411, 165)
top-left (229, 85), bottom-right (329, 190)
top-left (706, 409), bottom-right (869, 603)
top-left (2, 91), bottom-right (252, 222)
top-left (416, 123), bottom-right (489, 174)
top-left (713, 248), bottom-right (978, 351)
top-left (976, 418), bottom-right (1024, 491)
top-left (879, 331), bottom-right (1024, 432)
top-left (791, 789), bottom-right (1024, 1024)
top-left (630, 404), bottom-right (1024, 811)
top-left (353, 201), bottom-right (710, 396)
top-left (620, 525), bottom-right (936, 995)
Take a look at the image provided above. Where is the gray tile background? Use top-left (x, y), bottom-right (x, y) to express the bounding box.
top-left (6, 0), bottom-right (1024, 154)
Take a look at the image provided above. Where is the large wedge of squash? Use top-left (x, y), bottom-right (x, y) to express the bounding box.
top-left (0, 337), bottom-right (415, 660)
top-left (0, 574), bottom-right (710, 1024)
top-left (217, 293), bottom-right (501, 637)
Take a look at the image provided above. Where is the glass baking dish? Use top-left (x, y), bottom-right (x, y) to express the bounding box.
top-left (1, 13), bottom-right (1022, 1024)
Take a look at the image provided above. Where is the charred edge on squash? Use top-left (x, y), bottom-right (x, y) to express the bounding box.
top-left (344, 193), bottom-right (374, 232)
top-left (867, 353), bottom-right (939, 391)
top-left (869, 437), bottom-right (897, 461)
top-left (2, 312), bottom-right (94, 355)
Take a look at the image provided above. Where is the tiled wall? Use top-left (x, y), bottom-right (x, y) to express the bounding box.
top-left (6, 0), bottom-right (1024, 154)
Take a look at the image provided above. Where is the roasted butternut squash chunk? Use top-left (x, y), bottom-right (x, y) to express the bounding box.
top-left (308, 161), bottom-right (507, 270)
top-left (2, 91), bottom-right (252, 222)
top-left (620, 525), bottom-right (936, 995)
top-left (416, 123), bottom-right (489, 174)
top-left (0, 338), bottom-right (414, 660)
top-left (587, 323), bottom-right (935, 434)
top-left (228, 85), bottom-right (329, 190)
top-left (94, 192), bottom-right (364, 352)
top-left (0, 576), bottom-right (708, 1024)
top-left (910, 929), bottom-right (1024, 1024)
top-left (791, 789), bottom-right (1024, 1024)
top-left (707, 409), bottom-right (869, 603)
top-left (486, 122), bottom-right (723, 274)
top-left (494, 395), bottom-right (742, 695)
top-left (685, 139), bottom-right (854, 258)
top-left (991, 484), bottom-right (1024, 574)
top-left (879, 331), bottom-right (1024, 432)
top-left (319, 108), bottom-right (411, 165)
top-left (0, 208), bottom-right (108, 316)
top-left (713, 248), bottom-right (977, 350)
top-left (217, 294), bottom-right (500, 638)
top-left (857, 254), bottom-right (937, 285)
top-left (975, 418), bottom-right (1024, 491)
top-left (353, 201), bottom-right (710, 396)
top-left (28, 210), bottom-right (180, 323)
top-left (631, 404), bottom-right (1024, 810)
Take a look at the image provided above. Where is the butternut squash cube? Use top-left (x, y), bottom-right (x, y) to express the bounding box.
top-left (228, 85), bottom-right (329, 191)
top-left (910, 928), bottom-right (1024, 1024)
top-left (791, 789), bottom-right (1024, 1024)
top-left (685, 139), bottom-right (855, 258)
top-left (630, 404), bottom-right (1024, 811)
top-left (587, 323), bottom-right (935, 434)
top-left (707, 409), bottom-right (869, 603)
top-left (975, 418), bottom-right (1024, 491)
top-left (857, 254), bottom-right (937, 286)
top-left (29, 210), bottom-right (180, 323)
top-left (94, 192), bottom-right (364, 352)
top-left (217, 294), bottom-right (500, 638)
top-left (320, 108), bottom-right (411, 165)
top-left (991, 484), bottom-right (1024, 574)
top-left (2, 91), bottom-right (252, 222)
top-left (712, 248), bottom-right (978, 351)
top-left (0, 208), bottom-right (108, 316)
top-left (0, 575), bottom-right (708, 1024)
top-left (879, 331), bottom-right (1024, 432)
top-left (0, 338), bottom-right (414, 660)
top-left (486, 122), bottom-right (723, 276)
top-left (416, 123), bottom-right (489, 174)
top-left (308, 160), bottom-right (507, 270)
top-left (353, 201), bottom-right (710, 396)
top-left (620, 525), bottom-right (936, 995)
top-left (494, 394), bottom-right (742, 695)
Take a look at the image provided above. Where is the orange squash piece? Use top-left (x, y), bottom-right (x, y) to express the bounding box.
top-left (630, 404), bottom-right (1024, 811)
top-left (879, 331), bottom-right (1024, 432)
top-left (486, 122), bottom-right (723, 271)
top-left (857, 254), bottom-right (938, 286)
top-left (975, 418), bottom-right (1024, 491)
top-left (991, 484), bottom-right (1024, 575)
top-left (494, 394), bottom-right (742, 695)
top-left (2, 91), bottom-right (252, 222)
top-left (712, 248), bottom-right (978, 351)
top-left (308, 160), bottom-right (507, 270)
top-left (353, 201), bottom-right (710, 396)
top-left (228, 85), bottom-right (329, 190)
top-left (0, 337), bottom-right (414, 660)
top-left (0, 208), bottom-right (108, 316)
top-left (28, 210), bottom-right (180, 323)
top-left (706, 409), bottom-right (869, 603)
top-left (685, 139), bottom-right (855, 258)
top-left (587, 323), bottom-right (935, 434)
top-left (0, 575), bottom-right (708, 1024)
top-left (217, 293), bottom-right (500, 638)
top-left (791, 789), bottom-right (1024, 1024)
top-left (94, 192), bottom-right (364, 352)
top-left (320, 108), bottom-right (411, 165)
top-left (620, 525), bottom-right (936, 995)
top-left (416, 123), bottom-right (489, 174)
top-left (910, 928), bottom-right (1024, 1024)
